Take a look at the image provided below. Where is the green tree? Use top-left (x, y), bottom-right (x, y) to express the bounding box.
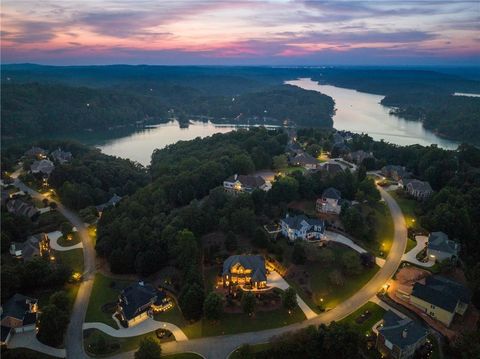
top-left (268, 176), bottom-right (299, 204)
top-left (49, 291), bottom-right (70, 312)
top-left (272, 154), bottom-right (288, 169)
top-left (134, 337), bottom-right (161, 359)
top-left (179, 282), bottom-right (205, 321)
top-left (282, 287), bottom-right (298, 311)
top-left (241, 291), bottom-right (256, 315)
top-left (232, 154), bottom-right (255, 174)
top-left (225, 231), bottom-right (238, 252)
top-left (252, 227), bottom-right (269, 248)
top-left (203, 292), bottom-right (224, 321)
top-left (37, 304), bottom-right (70, 347)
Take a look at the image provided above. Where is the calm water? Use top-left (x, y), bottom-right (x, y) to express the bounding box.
top-left (95, 121), bottom-right (237, 165)
top-left (286, 78), bottom-right (460, 149)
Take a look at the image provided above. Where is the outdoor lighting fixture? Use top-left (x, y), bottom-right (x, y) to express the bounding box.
top-left (50, 256), bottom-right (55, 261)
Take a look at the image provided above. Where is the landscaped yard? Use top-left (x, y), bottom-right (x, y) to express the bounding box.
top-left (278, 166), bottom-right (306, 175)
top-left (85, 273), bottom-right (133, 328)
top-left (84, 328), bottom-right (174, 357)
top-left (285, 243), bottom-right (380, 311)
top-left (57, 232), bottom-right (82, 247)
top-left (55, 248), bottom-right (84, 273)
top-left (339, 301), bottom-right (386, 335)
top-left (388, 190), bottom-right (424, 231)
top-left (356, 202), bottom-right (394, 257)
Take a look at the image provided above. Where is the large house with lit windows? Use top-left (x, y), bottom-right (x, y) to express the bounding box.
top-left (222, 255), bottom-right (267, 290)
top-left (223, 174), bottom-right (268, 194)
top-left (280, 214), bottom-right (325, 241)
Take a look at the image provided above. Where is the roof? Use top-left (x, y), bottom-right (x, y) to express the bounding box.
top-left (407, 180), bottom-right (433, 193)
top-left (24, 147), bottom-right (47, 157)
top-left (428, 232), bottom-right (459, 255)
top-left (31, 159), bottom-right (55, 175)
top-left (322, 187), bottom-right (341, 200)
top-left (96, 194), bottom-right (122, 211)
top-left (6, 199), bottom-right (39, 219)
top-left (225, 174), bottom-right (266, 189)
top-left (290, 153), bottom-right (319, 165)
top-left (282, 214), bottom-right (325, 231)
top-left (51, 148), bottom-right (73, 163)
top-left (1, 293), bottom-right (37, 322)
top-left (412, 276), bottom-right (471, 312)
top-left (323, 163), bottom-right (344, 174)
top-left (119, 282), bottom-right (157, 320)
top-left (223, 255), bottom-right (267, 282)
top-left (379, 311), bottom-right (427, 349)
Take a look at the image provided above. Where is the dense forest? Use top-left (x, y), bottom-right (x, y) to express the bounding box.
top-left (311, 69), bottom-right (480, 143)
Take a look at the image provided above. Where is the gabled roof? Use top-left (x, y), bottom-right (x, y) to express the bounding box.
top-left (282, 214), bottom-right (325, 231)
top-left (223, 255), bottom-right (266, 282)
top-left (25, 147), bottom-right (47, 157)
top-left (31, 159), bottom-right (55, 175)
top-left (225, 175), bottom-right (266, 188)
top-left (322, 187), bottom-right (341, 200)
top-left (407, 180), bottom-right (433, 193)
top-left (6, 199), bottom-right (39, 219)
top-left (119, 282), bottom-right (157, 320)
top-left (96, 194), bottom-right (122, 211)
top-left (379, 311), bottom-right (427, 349)
top-left (51, 148), bottom-right (73, 163)
top-left (428, 232), bottom-right (459, 255)
top-left (412, 276), bottom-right (471, 312)
top-left (290, 152), bottom-right (319, 165)
top-left (1, 293), bottom-right (37, 322)
top-left (323, 163), bottom-right (344, 174)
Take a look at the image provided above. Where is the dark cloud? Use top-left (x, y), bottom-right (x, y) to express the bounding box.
top-left (2, 21), bottom-right (57, 43)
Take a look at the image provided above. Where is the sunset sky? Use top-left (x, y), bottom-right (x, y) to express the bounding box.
top-left (2, 0), bottom-right (479, 65)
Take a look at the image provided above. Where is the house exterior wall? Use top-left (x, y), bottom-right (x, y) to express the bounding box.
top-left (316, 198), bottom-right (341, 214)
top-left (13, 324), bottom-right (36, 333)
top-left (127, 311), bottom-right (149, 327)
top-left (376, 331), bottom-right (427, 359)
top-left (1, 317), bottom-right (23, 329)
top-left (426, 248), bottom-right (452, 263)
top-left (410, 295), bottom-right (455, 327)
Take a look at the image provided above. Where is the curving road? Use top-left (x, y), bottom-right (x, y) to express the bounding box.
top-left (12, 175), bottom-right (96, 359)
top-left (113, 186), bottom-right (407, 359)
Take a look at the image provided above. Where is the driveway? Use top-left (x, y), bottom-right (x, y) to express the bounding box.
top-left (111, 186), bottom-right (408, 359)
top-left (47, 230), bottom-right (84, 251)
top-left (324, 231), bottom-right (367, 254)
top-left (268, 271), bottom-right (317, 320)
top-left (83, 319), bottom-right (188, 341)
top-left (8, 331), bottom-right (66, 358)
top-left (401, 236), bottom-right (434, 268)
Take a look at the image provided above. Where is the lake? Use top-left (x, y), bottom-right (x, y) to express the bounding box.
top-left (286, 78), bottom-right (460, 150)
top-left (93, 121), bottom-right (238, 165)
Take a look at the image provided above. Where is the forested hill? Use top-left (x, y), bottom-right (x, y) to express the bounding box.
top-left (311, 68), bottom-right (480, 144)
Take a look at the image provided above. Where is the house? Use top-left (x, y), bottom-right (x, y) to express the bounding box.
top-left (406, 180), bottom-right (433, 200)
top-left (316, 187), bottom-right (342, 215)
top-left (381, 165), bottom-right (410, 181)
top-left (6, 199), bottom-right (39, 219)
top-left (117, 282), bottom-right (169, 326)
top-left (410, 276), bottom-right (471, 327)
top-left (222, 255), bottom-right (267, 289)
top-left (280, 214), bottom-right (325, 241)
top-left (427, 232), bottom-right (459, 263)
top-left (376, 310), bottom-right (428, 359)
top-left (30, 159), bottom-right (55, 176)
top-left (9, 233), bottom-right (51, 261)
top-left (1, 293), bottom-right (38, 345)
top-left (289, 152), bottom-right (319, 170)
top-left (96, 194), bottom-right (122, 213)
top-left (223, 174), bottom-right (268, 194)
top-left (51, 148), bottom-right (73, 164)
top-left (320, 162), bottom-right (344, 175)
top-left (347, 150), bottom-right (374, 165)
top-left (286, 142), bottom-right (303, 156)
top-left (24, 147), bottom-right (48, 159)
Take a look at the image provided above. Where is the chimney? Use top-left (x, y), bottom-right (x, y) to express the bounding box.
top-left (234, 174), bottom-right (238, 180)
top-left (139, 281), bottom-right (144, 286)
top-left (402, 329), bottom-right (408, 338)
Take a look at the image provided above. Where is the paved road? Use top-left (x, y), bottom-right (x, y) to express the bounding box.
top-left (113, 186), bottom-right (407, 359)
top-left (12, 176), bottom-right (96, 359)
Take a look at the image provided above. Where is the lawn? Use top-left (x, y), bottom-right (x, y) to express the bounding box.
top-left (229, 343), bottom-right (273, 359)
top-left (84, 328), bottom-right (174, 357)
top-left (2, 348), bottom-right (57, 359)
top-left (388, 190), bottom-right (423, 231)
top-left (405, 237), bottom-right (417, 253)
top-left (286, 244), bottom-right (380, 310)
top-left (85, 273), bottom-right (133, 328)
top-left (356, 202), bottom-right (394, 257)
top-left (278, 166), bottom-right (306, 175)
top-left (339, 301), bottom-right (386, 336)
top-left (57, 232), bottom-right (82, 247)
top-left (55, 248), bottom-right (84, 273)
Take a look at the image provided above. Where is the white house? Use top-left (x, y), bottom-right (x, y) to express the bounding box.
top-left (427, 231), bottom-right (459, 263)
top-left (280, 214), bottom-right (325, 241)
top-left (223, 174), bottom-right (268, 194)
top-left (316, 187), bottom-right (342, 215)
